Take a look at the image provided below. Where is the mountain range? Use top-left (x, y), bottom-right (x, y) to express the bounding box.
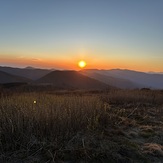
top-left (0, 70), bottom-right (31, 84)
top-left (88, 69), bottom-right (163, 89)
top-left (0, 66), bottom-right (52, 80)
top-left (80, 69), bottom-right (144, 89)
top-left (0, 66), bottom-right (163, 89)
top-left (36, 70), bottom-right (110, 89)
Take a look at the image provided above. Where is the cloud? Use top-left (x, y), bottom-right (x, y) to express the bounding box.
top-left (17, 56), bottom-right (42, 62)
top-left (31, 58), bottom-right (42, 62)
top-left (17, 56), bottom-right (25, 59)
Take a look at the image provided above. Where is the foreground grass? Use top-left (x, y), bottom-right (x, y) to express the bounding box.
top-left (0, 90), bottom-right (163, 162)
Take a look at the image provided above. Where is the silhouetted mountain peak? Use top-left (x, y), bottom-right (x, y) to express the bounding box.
top-left (24, 66), bottom-right (35, 69)
top-left (0, 70), bottom-right (31, 84)
top-left (0, 66), bottom-right (52, 80)
top-left (36, 70), bottom-right (111, 90)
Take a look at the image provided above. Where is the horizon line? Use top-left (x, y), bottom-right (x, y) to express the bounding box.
top-left (0, 65), bottom-right (163, 74)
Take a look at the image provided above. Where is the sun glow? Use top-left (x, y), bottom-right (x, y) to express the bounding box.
top-left (78, 60), bottom-right (87, 68)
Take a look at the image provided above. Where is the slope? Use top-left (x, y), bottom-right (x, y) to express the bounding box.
top-left (99, 69), bottom-right (163, 89)
top-left (0, 66), bottom-right (52, 80)
top-left (0, 70), bottom-right (31, 84)
top-left (36, 70), bottom-right (110, 90)
top-left (80, 70), bottom-right (143, 89)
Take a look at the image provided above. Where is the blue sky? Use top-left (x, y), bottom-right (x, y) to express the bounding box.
top-left (0, 0), bottom-right (163, 71)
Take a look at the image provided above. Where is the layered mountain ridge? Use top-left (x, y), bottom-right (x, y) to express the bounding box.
top-left (0, 66), bottom-right (163, 89)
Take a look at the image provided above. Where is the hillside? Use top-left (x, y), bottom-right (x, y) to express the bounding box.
top-left (100, 69), bottom-right (163, 89)
top-left (80, 70), bottom-right (143, 89)
top-left (0, 70), bottom-right (31, 84)
top-left (36, 70), bottom-right (110, 90)
top-left (1, 66), bottom-right (163, 89)
top-left (81, 69), bottom-right (163, 89)
top-left (0, 66), bottom-right (52, 80)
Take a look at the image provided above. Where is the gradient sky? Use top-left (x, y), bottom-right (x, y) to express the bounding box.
top-left (0, 0), bottom-right (163, 71)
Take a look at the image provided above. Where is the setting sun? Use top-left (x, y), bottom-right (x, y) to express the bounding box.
top-left (78, 60), bottom-right (87, 68)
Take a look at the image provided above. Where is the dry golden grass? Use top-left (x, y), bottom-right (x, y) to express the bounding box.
top-left (0, 89), bottom-right (163, 162)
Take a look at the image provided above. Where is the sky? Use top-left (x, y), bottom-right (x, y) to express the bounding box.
top-left (0, 0), bottom-right (163, 71)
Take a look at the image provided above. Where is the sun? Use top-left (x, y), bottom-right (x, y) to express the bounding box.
top-left (78, 60), bottom-right (87, 68)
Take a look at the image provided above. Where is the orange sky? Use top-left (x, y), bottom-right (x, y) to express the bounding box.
top-left (0, 54), bottom-right (163, 72)
top-left (0, 1), bottom-right (163, 72)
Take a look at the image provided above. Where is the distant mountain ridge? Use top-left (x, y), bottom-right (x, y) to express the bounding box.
top-left (0, 66), bottom-right (52, 80)
top-left (103, 69), bottom-right (163, 89)
top-left (80, 70), bottom-right (144, 89)
top-left (36, 70), bottom-right (110, 90)
top-left (81, 69), bottom-right (163, 89)
top-left (0, 70), bottom-right (31, 84)
top-left (0, 66), bottom-right (163, 89)
top-left (25, 66), bottom-right (36, 69)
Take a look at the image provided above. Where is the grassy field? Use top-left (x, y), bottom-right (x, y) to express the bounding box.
top-left (0, 89), bottom-right (163, 162)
